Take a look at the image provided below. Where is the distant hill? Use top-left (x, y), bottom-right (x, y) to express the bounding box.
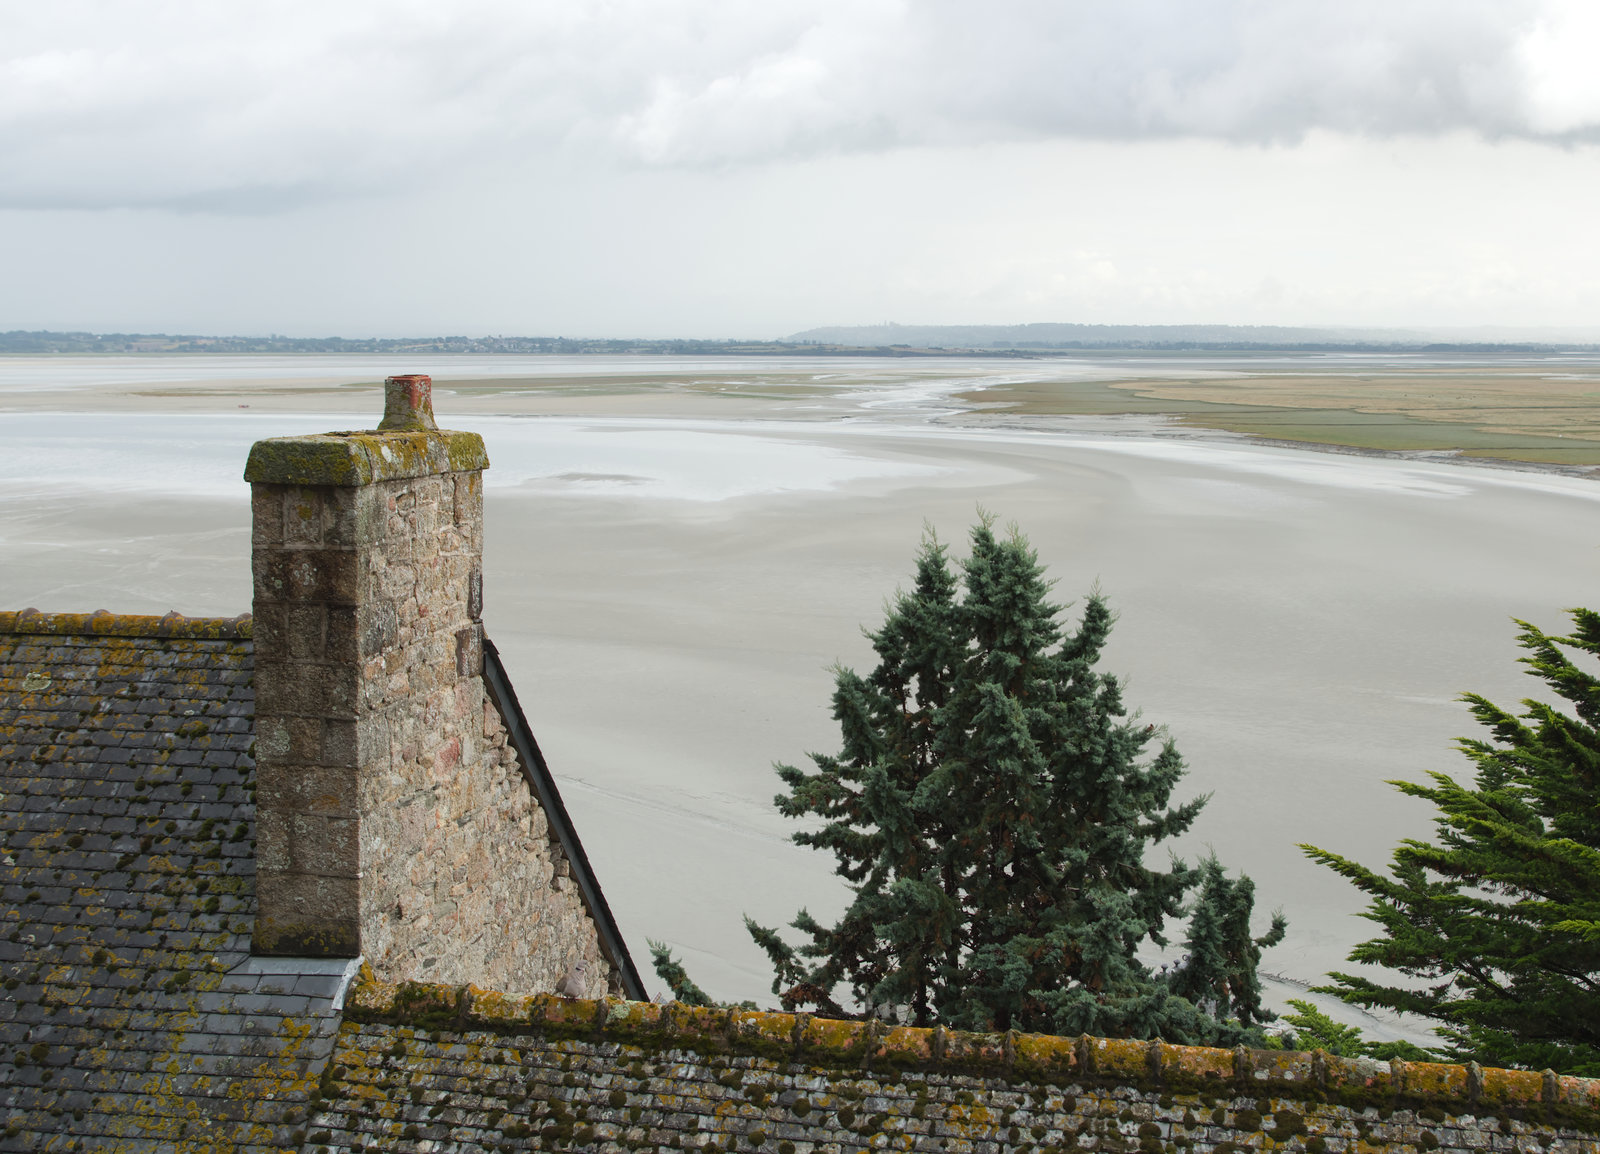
top-left (786, 322), bottom-right (1599, 351)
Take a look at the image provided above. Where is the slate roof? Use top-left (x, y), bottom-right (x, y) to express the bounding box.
top-left (0, 610), bottom-right (353, 1151)
top-left (0, 608), bottom-right (644, 1151)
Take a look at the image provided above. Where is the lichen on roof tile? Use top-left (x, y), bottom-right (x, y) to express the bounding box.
top-left (0, 624), bottom-right (340, 1149)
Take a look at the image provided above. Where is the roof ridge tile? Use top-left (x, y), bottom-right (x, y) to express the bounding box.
top-left (0, 609), bottom-right (253, 639)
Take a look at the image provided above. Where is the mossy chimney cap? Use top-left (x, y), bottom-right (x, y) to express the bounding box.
top-left (379, 374), bottom-right (439, 431)
top-left (242, 374), bottom-right (488, 486)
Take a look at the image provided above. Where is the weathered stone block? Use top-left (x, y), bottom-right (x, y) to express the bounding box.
top-left (1479, 1066), bottom-right (1543, 1107)
top-left (1324, 1053), bottom-right (1392, 1092)
top-left (250, 487), bottom-right (284, 546)
top-left (1088, 1036), bottom-right (1148, 1080)
top-left (253, 660), bottom-right (359, 720)
top-left (321, 604), bottom-right (360, 664)
top-left (1404, 1061), bottom-right (1470, 1098)
top-left (254, 716), bottom-right (292, 764)
top-left (248, 601), bottom-right (288, 654)
top-left (1249, 1048), bottom-right (1315, 1085)
top-left (282, 488), bottom-right (324, 546)
top-left (317, 483), bottom-right (367, 548)
top-left (604, 999), bottom-right (668, 1034)
top-left (255, 760), bottom-right (359, 815)
top-left (531, 993), bottom-right (600, 1030)
top-left (942, 1028), bottom-right (1007, 1070)
top-left (252, 548), bottom-right (361, 605)
top-left (1011, 1031), bottom-right (1076, 1079)
top-left (268, 715), bottom-right (322, 765)
top-left (347, 484), bottom-right (386, 547)
top-left (255, 808), bottom-right (358, 876)
top-left (1557, 1074), bottom-right (1599, 1109)
top-left (1157, 1041), bottom-right (1232, 1084)
top-left (357, 601), bottom-right (398, 658)
top-left (253, 872), bottom-right (360, 957)
top-left (285, 604), bottom-right (326, 660)
top-left (317, 718), bottom-right (360, 767)
top-left (356, 714), bottom-right (390, 762)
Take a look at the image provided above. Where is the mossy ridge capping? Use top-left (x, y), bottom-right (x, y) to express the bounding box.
top-left (0, 608), bottom-right (252, 639)
top-left (342, 977), bottom-right (1600, 1118)
top-left (243, 428), bottom-right (489, 486)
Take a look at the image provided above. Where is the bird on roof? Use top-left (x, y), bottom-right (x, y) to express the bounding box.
top-left (557, 959), bottom-right (590, 999)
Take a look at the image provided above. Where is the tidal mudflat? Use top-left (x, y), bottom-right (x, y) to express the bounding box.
top-left (960, 350), bottom-right (1600, 467)
top-left (4, 354), bottom-right (1597, 1040)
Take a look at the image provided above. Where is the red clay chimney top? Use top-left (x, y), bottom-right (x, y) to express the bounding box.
top-left (379, 374), bottom-right (438, 431)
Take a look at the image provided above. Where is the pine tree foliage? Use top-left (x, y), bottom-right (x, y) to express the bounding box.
top-left (1303, 610), bottom-right (1600, 1075)
top-left (749, 518), bottom-right (1281, 1042)
top-left (1272, 999), bottom-right (1434, 1062)
top-left (647, 940), bottom-right (714, 1007)
top-left (1277, 998), bottom-right (1370, 1057)
top-left (1169, 856), bottom-right (1287, 1028)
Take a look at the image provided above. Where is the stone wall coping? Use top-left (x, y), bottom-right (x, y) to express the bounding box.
top-left (243, 428), bottom-right (489, 486)
top-left (0, 608), bottom-right (253, 639)
top-left (345, 975), bottom-right (1600, 1115)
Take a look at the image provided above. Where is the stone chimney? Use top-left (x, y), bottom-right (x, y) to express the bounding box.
top-left (245, 377), bottom-right (614, 993)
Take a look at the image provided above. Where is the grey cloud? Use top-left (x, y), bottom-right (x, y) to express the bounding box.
top-left (0, 0), bottom-right (1588, 212)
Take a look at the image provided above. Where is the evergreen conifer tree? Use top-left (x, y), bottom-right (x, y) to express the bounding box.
top-left (1168, 857), bottom-right (1286, 1028)
top-left (1273, 999), bottom-right (1436, 1063)
top-left (1303, 610), bottom-right (1600, 1075)
top-left (648, 941), bottom-right (715, 1007)
top-left (749, 518), bottom-right (1281, 1041)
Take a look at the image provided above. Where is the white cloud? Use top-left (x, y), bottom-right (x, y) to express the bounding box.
top-left (1517, 0), bottom-right (1600, 133)
top-left (0, 0), bottom-right (1594, 212)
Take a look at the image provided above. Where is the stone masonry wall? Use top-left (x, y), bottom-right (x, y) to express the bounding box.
top-left (360, 662), bottom-right (615, 996)
top-left (345, 469), bottom-right (611, 995)
top-left (251, 436), bottom-right (612, 996)
top-left (307, 983), bottom-right (1600, 1154)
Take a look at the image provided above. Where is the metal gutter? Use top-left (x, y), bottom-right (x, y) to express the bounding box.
top-left (482, 635), bottom-right (647, 1002)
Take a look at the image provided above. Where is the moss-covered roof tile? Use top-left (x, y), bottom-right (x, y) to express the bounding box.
top-left (0, 616), bottom-right (347, 1150)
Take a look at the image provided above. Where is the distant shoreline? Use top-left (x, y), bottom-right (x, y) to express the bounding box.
top-left (6, 329), bottom-right (1600, 358)
top-left (6, 347), bottom-right (1600, 476)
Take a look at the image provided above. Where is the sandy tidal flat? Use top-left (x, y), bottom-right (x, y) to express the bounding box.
top-left (3, 355), bottom-right (1598, 1043)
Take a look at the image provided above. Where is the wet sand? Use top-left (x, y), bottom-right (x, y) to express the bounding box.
top-left (963, 362), bottom-right (1600, 468)
top-left (5, 356), bottom-right (1598, 1039)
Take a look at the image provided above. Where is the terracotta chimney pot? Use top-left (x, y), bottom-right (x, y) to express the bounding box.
top-left (378, 374), bottom-right (438, 431)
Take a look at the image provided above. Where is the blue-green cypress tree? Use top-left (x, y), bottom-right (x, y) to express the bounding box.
top-left (750, 517), bottom-right (1280, 1041)
top-left (752, 532), bottom-right (965, 1024)
top-left (647, 940), bottom-right (715, 1006)
top-left (1303, 610), bottom-right (1600, 1074)
top-left (1168, 856), bottom-right (1287, 1028)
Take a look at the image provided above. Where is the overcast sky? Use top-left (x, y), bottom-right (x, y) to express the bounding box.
top-left (5, 1), bottom-right (1600, 337)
